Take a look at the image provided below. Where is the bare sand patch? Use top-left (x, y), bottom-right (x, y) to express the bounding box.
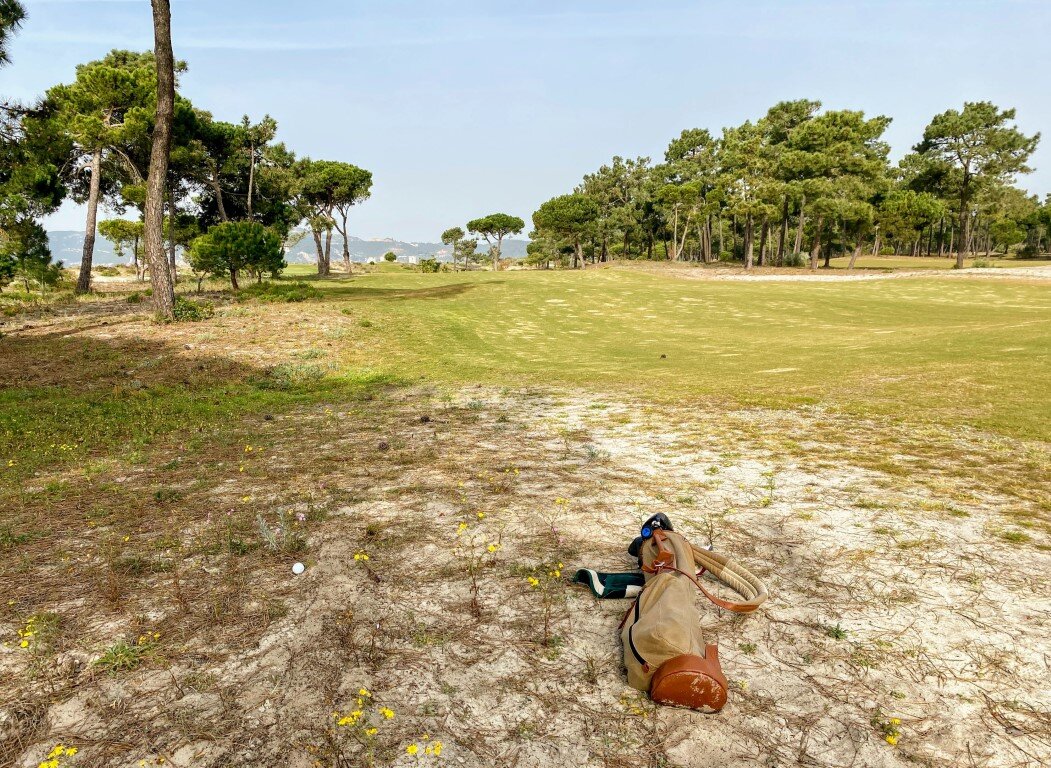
top-left (4, 387), bottom-right (1047, 767)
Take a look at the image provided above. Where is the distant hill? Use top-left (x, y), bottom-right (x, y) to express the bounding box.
top-left (47, 231), bottom-right (529, 267)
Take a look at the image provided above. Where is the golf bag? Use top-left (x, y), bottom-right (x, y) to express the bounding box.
top-left (618, 516), bottom-right (767, 712)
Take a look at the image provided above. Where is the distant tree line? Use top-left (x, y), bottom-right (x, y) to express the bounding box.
top-left (529, 100), bottom-right (1045, 270)
top-left (1, 3), bottom-right (372, 309)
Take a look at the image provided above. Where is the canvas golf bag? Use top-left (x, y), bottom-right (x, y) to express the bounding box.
top-left (578, 514), bottom-right (767, 712)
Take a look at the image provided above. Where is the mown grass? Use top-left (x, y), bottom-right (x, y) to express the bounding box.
top-left (305, 266), bottom-right (1050, 440)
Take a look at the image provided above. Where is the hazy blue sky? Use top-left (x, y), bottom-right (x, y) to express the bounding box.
top-left (2, 0), bottom-right (1048, 241)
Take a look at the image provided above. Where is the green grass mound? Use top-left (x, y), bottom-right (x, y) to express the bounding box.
top-left (237, 280), bottom-right (322, 303)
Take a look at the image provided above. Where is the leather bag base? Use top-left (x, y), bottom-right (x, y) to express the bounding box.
top-left (649, 646), bottom-right (728, 713)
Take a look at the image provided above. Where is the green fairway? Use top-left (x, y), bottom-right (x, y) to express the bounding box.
top-left (316, 267), bottom-right (1050, 440)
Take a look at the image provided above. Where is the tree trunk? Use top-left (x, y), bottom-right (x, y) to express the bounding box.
top-left (230, 267), bottom-right (239, 291)
top-left (132, 234), bottom-right (144, 281)
top-left (210, 175), bottom-right (229, 222)
top-left (776, 196), bottom-right (789, 266)
top-left (758, 216), bottom-right (769, 267)
top-left (144, 0), bottom-right (176, 320)
top-left (312, 228), bottom-right (329, 275)
top-left (956, 187), bottom-right (970, 269)
top-left (793, 195), bottom-right (806, 256)
top-left (744, 213), bottom-right (754, 270)
top-left (324, 227), bottom-right (333, 271)
top-left (706, 216), bottom-right (714, 264)
top-left (871, 224), bottom-right (880, 256)
top-left (340, 213), bottom-right (352, 272)
top-left (575, 241), bottom-right (585, 269)
top-left (670, 206), bottom-right (679, 261)
top-left (809, 214), bottom-right (824, 270)
top-left (76, 147), bottom-right (103, 294)
top-left (167, 182), bottom-right (178, 283)
top-left (492, 234), bottom-right (503, 271)
top-left (247, 140), bottom-right (255, 219)
top-left (848, 242), bottom-right (862, 269)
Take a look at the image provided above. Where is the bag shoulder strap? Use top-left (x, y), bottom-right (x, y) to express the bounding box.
top-left (646, 530), bottom-right (768, 613)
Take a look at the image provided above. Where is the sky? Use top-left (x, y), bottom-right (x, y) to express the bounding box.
top-left (2, 0), bottom-right (1049, 242)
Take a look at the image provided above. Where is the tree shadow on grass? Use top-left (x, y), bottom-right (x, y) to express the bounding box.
top-left (322, 281), bottom-right (489, 302)
top-left (0, 328), bottom-right (394, 485)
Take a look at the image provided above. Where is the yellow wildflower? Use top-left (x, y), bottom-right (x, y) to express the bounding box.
top-left (358, 687), bottom-right (370, 697)
top-left (527, 577), bottom-right (540, 588)
top-left (365, 727), bottom-right (377, 736)
top-left (476, 512), bottom-right (485, 519)
top-left (885, 734), bottom-right (898, 746)
top-left (379, 707), bottom-right (395, 719)
top-left (433, 742), bottom-right (443, 756)
top-left (487, 543), bottom-right (500, 553)
top-left (406, 744), bottom-right (418, 755)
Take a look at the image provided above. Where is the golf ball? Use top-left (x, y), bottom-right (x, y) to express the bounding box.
top-left (292, 562), bottom-right (305, 575)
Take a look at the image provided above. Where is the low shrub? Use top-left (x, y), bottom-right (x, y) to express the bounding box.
top-left (783, 252), bottom-right (807, 267)
top-left (418, 258), bottom-right (441, 273)
top-left (237, 280), bottom-right (321, 303)
top-left (172, 296), bottom-right (215, 322)
top-left (256, 362), bottom-right (326, 391)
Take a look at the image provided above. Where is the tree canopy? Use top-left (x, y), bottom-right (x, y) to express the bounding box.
top-left (530, 99), bottom-right (1043, 269)
top-left (0, 0), bottom-right (25, 67)
top-left (914, 102), bottom-right (1040, 267)
top-left (466, 213), bottom-right (525, 271)
top-left (188, 220), bottom-right (283, 289)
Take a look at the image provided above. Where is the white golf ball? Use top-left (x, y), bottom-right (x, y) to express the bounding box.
top-left (292, 562), bottom-right (305, 575)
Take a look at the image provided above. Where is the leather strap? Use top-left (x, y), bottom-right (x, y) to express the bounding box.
top-left (645, 530), bottom-right (764, 614)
